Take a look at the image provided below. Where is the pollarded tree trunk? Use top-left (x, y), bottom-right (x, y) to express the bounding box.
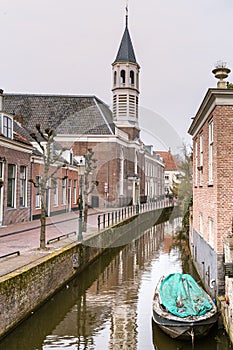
top-left (30, 124), bottom-right (68, 250)
top-left (83, 201), bottom-right (88, 232)
top-left (40, 188), bottom-right (47, 249)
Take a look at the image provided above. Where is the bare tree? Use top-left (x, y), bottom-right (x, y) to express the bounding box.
top-left (174, 143), bottom-right (193, 233)
top-left (29, 124), bottom-right (66, 249)
top-left (82, 148), bottom-right (98, 232)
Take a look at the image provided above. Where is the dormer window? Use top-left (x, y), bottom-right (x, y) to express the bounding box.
top-left (0, 114), bottom-right (13, 139)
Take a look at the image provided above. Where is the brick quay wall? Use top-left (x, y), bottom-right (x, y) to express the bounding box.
top-left (0, 206), bottom-right (174, 339)
top-left (220, 237), bottom-right (233, 344)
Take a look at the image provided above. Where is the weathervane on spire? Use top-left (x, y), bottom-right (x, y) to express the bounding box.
top-left (125, 0), bottom-right (129, 26)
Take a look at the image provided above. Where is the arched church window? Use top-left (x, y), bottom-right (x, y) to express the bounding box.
top-left (130, 70), bottom-right (135, 85)
top-left (114, 71), bottom-right (117, 85)
top-left (120, 70), bottom-right (126, 85)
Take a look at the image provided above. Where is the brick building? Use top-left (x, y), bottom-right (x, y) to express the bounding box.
top-left (188, 65), bottom-right (233, 296)
top-left (3, 9), bottom-right (164, 210)
top-left (0, 105), bottom-right (80, 226)
top-left (144, 146), bottom-right (164, 201)
top-left (30, 147), bottom-right (79, 221)
top-left (155, 150), bottom-right (181, 196)
top-left (0, 111), bottom-right (33, 225)
top-left (0, 9), bottom-right (165, 227)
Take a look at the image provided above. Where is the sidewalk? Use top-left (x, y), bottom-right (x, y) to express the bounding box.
top-left (0, 208), bottom-right (104, 277)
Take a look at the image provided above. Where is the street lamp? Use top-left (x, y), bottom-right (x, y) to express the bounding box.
top-left (136, 177), bottom-right (140, 214)
top-left (78, 157), bottom-right (86, 241)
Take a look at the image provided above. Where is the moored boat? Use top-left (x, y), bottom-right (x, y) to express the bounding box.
top-left (152, 273), bottom-right (218, 342)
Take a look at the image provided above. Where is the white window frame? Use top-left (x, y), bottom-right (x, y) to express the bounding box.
top-left (7, 164), bottom-right (16, 208)
top-left (53, 179), bottom-right (58, 206)
top-left (208, 119), bottom-right (214, 185)
top-left (62, 178), bottom-right (66, 205)
top-left (20, 166), bottom-right (27, 207)
top-left (0, 161), bottom-right (3, 180)
top-left (73, 179), bottom-right (77, 204)
top-left (195, 140), bottom-right (198, 187)
top-left (199, 133), bottom-right (203, 186)
top-left (0, 114), bottom-right (13, 139)
top-left (35, 175), bottom-right (41, 209)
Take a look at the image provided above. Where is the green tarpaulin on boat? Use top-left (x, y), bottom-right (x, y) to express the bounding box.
top-left (159, 273), bottom-right (213, 318)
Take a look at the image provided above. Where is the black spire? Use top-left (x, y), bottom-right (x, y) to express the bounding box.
top-left (113, 5), bottom-right (138, 64)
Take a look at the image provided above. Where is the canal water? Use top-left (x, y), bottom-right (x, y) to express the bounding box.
top-left (0, 217), bottom-right (232, 350)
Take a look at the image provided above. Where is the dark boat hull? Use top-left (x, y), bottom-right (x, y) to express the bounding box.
top-left (152, 274), bottom-right (219, 341)
top-left (152, 309), bottom-right (219, 340)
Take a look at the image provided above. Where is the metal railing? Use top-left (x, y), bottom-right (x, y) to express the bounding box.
top-left (47, 231), bottom-right (76, 244)
top-left (0, 251), bottom-right (20, 259)
top-left (97, 198), bottom-right (174, 231)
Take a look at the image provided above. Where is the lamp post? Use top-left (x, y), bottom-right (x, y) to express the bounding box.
top-left (78, 157), bottom-right (85, 241)
top-left (136, 177), bottom-right (140, 214)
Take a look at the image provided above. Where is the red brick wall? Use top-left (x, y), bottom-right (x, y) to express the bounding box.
top-left (31, 161), bottom-right (79, 219)
top-left (0, 145), bottom-right (31, 225)
top-left (192, 105), bottom-right (233, 253)
top-left (118, 127), bottom-right (140, 141)
top-left (71, 141), bottom-right (145, 207)
top-left (216, 106), bottom-right (233, 252)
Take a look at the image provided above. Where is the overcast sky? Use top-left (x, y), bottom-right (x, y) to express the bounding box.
top-left (1, 0), bottom-right (233, 152)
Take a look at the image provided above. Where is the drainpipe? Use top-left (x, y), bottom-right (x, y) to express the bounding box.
top-left (201, 261), bottom-right (205, 281)
top-left (0, 89), bottom-right (4, 111)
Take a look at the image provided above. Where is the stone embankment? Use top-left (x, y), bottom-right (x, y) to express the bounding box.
top-left (0, 206), bottom-right (173, 339)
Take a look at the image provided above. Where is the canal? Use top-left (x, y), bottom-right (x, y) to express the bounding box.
top-left (0, 217), bottom-right (232, 349)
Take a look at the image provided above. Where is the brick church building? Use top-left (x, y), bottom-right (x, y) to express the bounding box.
top-left (0, 8), bottom-right (164, 225)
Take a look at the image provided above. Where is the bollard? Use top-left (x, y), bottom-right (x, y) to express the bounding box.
top-left (103, 214), bottom-right (106, 228)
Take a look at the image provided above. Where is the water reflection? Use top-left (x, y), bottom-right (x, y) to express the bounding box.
top-left (152, 320), bottom-right (230, 350)
top-left (0, 218), bottom-right (232, 349)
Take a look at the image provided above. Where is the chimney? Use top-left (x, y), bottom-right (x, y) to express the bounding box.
top-left (212, 61), bottom-right (231, 88)
top-left (0, 89), bottom-right (3, 111)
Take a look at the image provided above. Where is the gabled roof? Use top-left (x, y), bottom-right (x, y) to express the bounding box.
top-left (13, 120), bottom-right (33, 145)
top-left (113, 17), bottom-right (138, 65)
top-left (4, 94), bottom-right (115, 136)
top-left (155, 151), bottom-right (179, 171)
top-left (188, 88), bottom-right (233, 136)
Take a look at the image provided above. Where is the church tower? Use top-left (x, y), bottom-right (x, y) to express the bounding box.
top-left (112, 5), bottom-right (140, 141)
